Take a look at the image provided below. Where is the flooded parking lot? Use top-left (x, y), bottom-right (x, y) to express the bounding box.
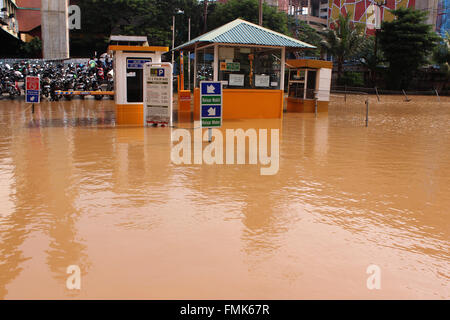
top-left (0, 95), bottom-right (449, 299)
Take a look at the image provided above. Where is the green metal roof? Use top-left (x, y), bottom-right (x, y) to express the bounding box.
top-left (173, 19), bottom-right (316, 50)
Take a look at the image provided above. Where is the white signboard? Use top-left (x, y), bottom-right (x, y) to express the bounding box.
top-left (143, 63), bottom-right (173, 126)
top-left (229, 74), bottom-right (244, 86)
top-left (255, 74), bottom-right (270, 87)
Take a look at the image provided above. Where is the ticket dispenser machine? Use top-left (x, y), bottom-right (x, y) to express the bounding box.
top-left (108, 45), bottom-right (169, 125)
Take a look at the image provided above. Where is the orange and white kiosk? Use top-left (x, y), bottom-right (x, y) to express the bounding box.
top-left (286, 59), bottom-right (332, 113)
top-left (108, 37), bottom-right (168, 125)
top-left (173, 19), bottom-right (316, 120)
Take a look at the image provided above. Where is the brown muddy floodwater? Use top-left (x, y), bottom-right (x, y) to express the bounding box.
top-left (0, 95), bottom-right (449, 299)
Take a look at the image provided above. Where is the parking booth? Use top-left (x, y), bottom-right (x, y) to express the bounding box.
top-left (108, 37), bottom-right (168, 125)
top-left (173, 19), bottom-right (315, 120)
top-left (286, 59), bottom-right (333, 113)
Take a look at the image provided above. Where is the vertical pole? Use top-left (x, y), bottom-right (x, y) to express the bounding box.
top-left (194, 44), bottom-right (197, 89)
top-left (375, 86), bottom-right (380, 102)
top-left (208, 128), bottom-right (212, 143)
top-left (402, 89), bottom-right (410, 102)
top-left (365, 99), bottom-right (369, 127)
top-left (32, 103), bottom-right (35, 114)
top-left (188, 18), bottom-right (191, 91)
top-left (259, 0), bottom-right (263, 26)
top-left (374, 29), bottom-right (378, 86)
top-left (172, 15), bottom-right (175, 68)
top-left (180, 51), bottom-right (184, 91)
top-left (203, 0), bottom-right (208, 33)
top-left (280, 47), bottom-right (285, 91)
top-left (304, 70), bottom-right (308, 100)
top-left (435, 88), bottom-right (440, 102)
top-left (344, 85), bottom-right (347, 103)
top-left (315, 98), bottom-right (318, 118)
top-left (213, 44), bottom-right (218, 82)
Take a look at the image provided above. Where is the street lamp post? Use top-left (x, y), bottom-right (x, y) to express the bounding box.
top-left (172, 15), bottom-right (175, 67)
top-left (373, 0), bottom-right (386, 86)
top-left (172, 9), bottom-right (184, 72)
top-left (188, 17), bottom-right (191, 91)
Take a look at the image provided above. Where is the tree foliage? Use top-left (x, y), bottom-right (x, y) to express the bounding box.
top-left (205, 0), bottom-right (290, 35)
top-left (356, 36), bottom-right (384, 86)
top-left (433, 32), bottom-right (450, 75)
top-left (379, 7), bottom-right (439, 89)
top-left (321, 14), bottom-right (365, 84)
top-left (291, 20), bottom-right (322, 57)
top-left (19, 37), bottom-right (42, 58)
top-left (71, 0), bottom-right (204, 56)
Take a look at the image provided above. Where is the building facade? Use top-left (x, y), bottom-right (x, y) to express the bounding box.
top-left (1, 0), bottom-right (20, 40)
top-left (327, 1), bottom-right (447, 35)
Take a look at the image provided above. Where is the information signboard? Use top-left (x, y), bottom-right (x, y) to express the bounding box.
top-left (143, 63), bottom-right (173, 126)
top-left (200, 81), bottom-right (222, 128)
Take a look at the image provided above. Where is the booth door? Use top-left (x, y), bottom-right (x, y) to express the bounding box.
top-left (126, 58), bottom-right (152, 103)
top-left (306, 70), bottom-right (317, 99)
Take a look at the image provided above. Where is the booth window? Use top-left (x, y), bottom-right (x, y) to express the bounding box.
top-left (288, 68), bottom-right (317, 99)
top-left (218, 46), bottom-right (281, 90)
top-left (195, 47), bottom-right (214, 87)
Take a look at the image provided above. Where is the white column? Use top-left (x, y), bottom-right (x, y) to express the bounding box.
top-left (41, 0), bottom-right (69, 59)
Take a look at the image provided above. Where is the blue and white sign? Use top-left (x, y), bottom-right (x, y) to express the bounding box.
top-left (200, 81), bottom-right (222, 128)
top-left (201, 82), bottom-right (222, 96)
top-left (127, 58), bottom-right (152, 69)
top-left (201, 105), bottom-right (222, 118)
top-left (26, 91), bottom-right (40, 103)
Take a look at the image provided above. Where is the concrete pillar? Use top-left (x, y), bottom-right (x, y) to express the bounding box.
top-left (41, 0), bottom-right (69, 60)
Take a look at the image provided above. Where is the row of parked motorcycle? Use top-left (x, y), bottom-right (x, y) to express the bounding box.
top-left (0, 61), bottom-right (114, 101)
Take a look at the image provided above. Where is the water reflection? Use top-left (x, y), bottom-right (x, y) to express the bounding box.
top-left (0, 96), bottom-right (449, 299)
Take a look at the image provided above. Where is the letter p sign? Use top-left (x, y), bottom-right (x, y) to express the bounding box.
top-left (157, 69), bottom-right (165, 77)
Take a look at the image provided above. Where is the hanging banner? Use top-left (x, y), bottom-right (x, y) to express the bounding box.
top-left (143, 63), bottom-right (173, 126)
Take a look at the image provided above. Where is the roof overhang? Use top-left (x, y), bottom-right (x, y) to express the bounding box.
top-left (108, 45), bottom-right (169, 53)
top-left (173, 19), bottom-right (316, 52)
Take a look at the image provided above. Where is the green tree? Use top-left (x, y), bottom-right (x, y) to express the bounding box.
top-left (19, 37), bottom-right (42, 58)
top-left (207, 0), bottom-right (290, 35)
top-left (379, 7), bottom-right (439, 89)
top-left (433, 32), bottom-right (450, 75)
top-left (291, 20), bottom-right (322, 57)
top-left (70, 0), bottom-right (203, 56)
top-left (321, 14), bottom-right (364, 84)
top-left (357, 36), bottom-right (384, 86)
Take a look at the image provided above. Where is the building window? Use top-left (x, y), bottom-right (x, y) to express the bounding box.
top-left (218, 46), bottom-right (282, 90)
top-left (195, 46), bottom-right (214, 88)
